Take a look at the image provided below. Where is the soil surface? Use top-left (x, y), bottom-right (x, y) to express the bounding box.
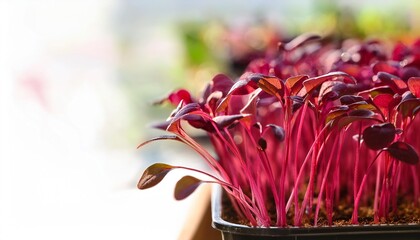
top-left (221, 194), bottom-right (420, 227)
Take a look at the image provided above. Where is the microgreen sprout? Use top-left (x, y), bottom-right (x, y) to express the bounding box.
top-left (138, 35), bottom-right (420, 227)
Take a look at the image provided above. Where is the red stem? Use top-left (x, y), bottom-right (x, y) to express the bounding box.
top-left (172, 165), bottom-right (260, 225)
top-left (296, 131), bottom-right (332, 224)
top-left (292, 102), bottom-right (309, 225)
top-left (286, 123), bottom-right (330, 213)
top-left (314, 133), bottom-right (339, 226)
top-left (352, 150), bottom-right (384, 223)
top-left (352, 122), bottom-right (363, 223)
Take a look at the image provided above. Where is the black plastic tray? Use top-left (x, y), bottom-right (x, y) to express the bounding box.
top-left (211, 186), bottom-right (420, 240)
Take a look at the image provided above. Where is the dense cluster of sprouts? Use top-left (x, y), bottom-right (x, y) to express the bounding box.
top-left (138, 34), bottom-right (420, 227)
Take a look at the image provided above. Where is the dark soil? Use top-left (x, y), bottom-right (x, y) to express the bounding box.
top-left (221, 194), bottom-right (420, 227)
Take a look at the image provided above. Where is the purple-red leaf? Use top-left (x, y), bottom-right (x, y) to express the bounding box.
top-left (211, 74), bottom-right (234, 95)
top-left (202, 75), bottom-right (231, 106)
top-left (137, 135), bottom-right (181, 149)
top-left (283, 33), bottom-right (321, 51)
top-left (266, 124), bottom-right (286, 142)
top-left (362, 123), bottom-right (396, 150)
top-left (172, 103), bottom-right (202, 120)
top-left (392, 42), bottom-right (410, 61)
top-left (372, 61), bottom-right (399, 76)
top-left (240, 89), bottom-right (262, 115)
top-left (326, 102), bottom-right (376, 125)
top-left (375, 72), bottom-right (407, 94)
top-left (340, 95), bottom-right (365, 105)
top-left (229, 73), bottom-right (259, 95)
top-left (325, 105), bottom-right (349, 124)
top-left (285, 75), bottom-right (309, 95)
top-left (335, 109), bottom-right (378, 130)
top-left (364, 86), bottom-right (395, 98)
top-left (217, 73), bottom-right (283, 112)
top-left (185, 115), bottom-right (213, 131)
top-left (348, 109), bottom-right (375, 117)
top-left (174, 176), bottom-right (202, 200)
top-left (319, 81), bottom-right (346, 102)
top-left (258, 138), bottom-right (268, 151)
top-left (400, 67), bottom-right (420, 81)
top-left (386, 142), bottom-right (419, 165)
top-left (213, 114), bottom-right (251, 129)
top-left (397, 97), bottom-right (420, 118)
top-left (372, 94), bottom-right (395, 119)
top-left (216, 73), bottom-right (260, 113)
top-left (303, 72), bottom-right (356, 94)
top-left (167, 103), bottom-right (214, 132)
top-left (138, 163), bottom-right (174, 190)
top-left (168, 89), bottom-right (193, 105)
top-left (205, 91), bottom-right (223, 113)
top-left (407, 77), bottom-right (420, 98)
top-left (347, 102), bottom-right (377, 111)
top-left (291, 96), bottom-right (305, 112)
top-left (155, 89), bottom-right (193, 106)
top-left (256, 75), bottom-right (284, 97)
top-left (151, 121), bottom-right (172, 131)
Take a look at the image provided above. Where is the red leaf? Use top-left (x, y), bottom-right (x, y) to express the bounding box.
top-left (335, 109), bottom-right (378, 130)
top-left (325, 105), bottom-right (349, 124)
top-left (285, 75), bottom-right (309, 96)
top-left (174, 176), bottom-right (202, 200)
top-left (392, 42), bottom-right (410, 61)
top-left (386, 142), bottom-right (419, 165)
top-left (291, 96), bottom-right (305, 112)
top-left (213, 114), bottom-right (251, 129)
top-left (172, 103), bottom-right (204, 121)
top-left (229, 73), bottom-right (260, 95)
top-left (325, 102), bottom-right (376, 126)
top-left (211, 74), bottom-right (234, 95)
top-left (348, 109), bottom-right (375, 117)
top-left (137, 135), bottom-right (181, 149)
top-left (283, 33), bottom-right (321, 51)
top-left (372, 94), bottom-right (394, 119)
top-left (319, 81), bottom-right (343, 102)
top-left (339, 95), bottom-right (365, 105)
top-left (400, 67), bottom-right (420, 81)
top-left (155, 89), bottom-right (193, 106)
top-left (258, 138), bottom-right (267, 151)
top-left (372, 61), bottom-right (399, 75)
top-left (217, 73), bottom-right (282, 112)
top-left (169, 89), bottom-right (193, 105)
top-left (240, 89), bottom-right (262, 116)
top-left (138, 163), bottom-right (174, 190)
top-left (347, 101), bottom-right (377, 112)
top-left (362, 123), bottom-right (396, 150)
top-left (375, 72), bottom-right (407, 94)
top-left (205, 91), bottom-right (223, 112)
top-left (397, 98), bottom-right (420, 118)
top-left (303, 72), bottom-right (356, 94)
top-left (256, 75), bottom-right (284, 97)
top-left (216, 73), bottom-right (261, 113)
top-left (266, 124), bottom-right (286, 142)
top-left (408, 77), bottom-right (420, 98)
top-left (151, 121), bottom-right (171, 131)
top-left (216, 95), bottom-right (231, 113)
top-left (364, 86), bottom-right (395, 98)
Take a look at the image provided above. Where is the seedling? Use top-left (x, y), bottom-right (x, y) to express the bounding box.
top-left (138, 35), bottom-right (420, 227)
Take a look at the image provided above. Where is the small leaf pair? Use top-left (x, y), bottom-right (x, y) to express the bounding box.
top-left (363, 123), bottom-right (419, 164)
top-left (137, 163), bottom-right (202, 200)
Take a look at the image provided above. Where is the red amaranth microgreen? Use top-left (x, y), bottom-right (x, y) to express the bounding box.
top-left (138, 34), bottom-right (420, 227)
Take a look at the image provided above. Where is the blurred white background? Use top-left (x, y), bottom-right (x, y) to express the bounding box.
top-left (0, 1), bottom-right (197, 239)
top-left (0, 0), bottom-right (418, 239)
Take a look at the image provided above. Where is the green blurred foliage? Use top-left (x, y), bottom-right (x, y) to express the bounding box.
top-left (115, 0), bottom-right (420, 146)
